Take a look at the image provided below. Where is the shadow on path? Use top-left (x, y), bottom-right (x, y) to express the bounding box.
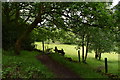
top-left (36, 54), bottom-right (84, 79)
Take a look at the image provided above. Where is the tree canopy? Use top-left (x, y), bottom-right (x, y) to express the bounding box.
top-left (2, 2), bottom-right (119, 61)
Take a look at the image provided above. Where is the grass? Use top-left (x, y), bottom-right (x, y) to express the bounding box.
top-left (50, 53), bottom-right (108, 78)
top-left (35, 42), bottom-right (119, 78)
top-left (2, 50), bottom-right (54, 78)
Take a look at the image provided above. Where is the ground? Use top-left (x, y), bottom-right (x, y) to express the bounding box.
top-left (2, 43), bottom-right (119, 79)
top-left (36, 54), bottom-right (84, 79)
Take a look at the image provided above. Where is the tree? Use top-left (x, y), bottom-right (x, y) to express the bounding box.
top-left (113, 1), bottom-right (120, 54)
top-left (13, 2), bottom-right (78, 54)
top-left (32, 25), bottom-right (58, 52)
top-left (89, 27), bottom-right (115, 60)
top-left (3, 2), bottom-right (115, 57)
top-left (66, 2), bottom-right (113, 62)
top-left (2, 2), bottom-right (35, 51)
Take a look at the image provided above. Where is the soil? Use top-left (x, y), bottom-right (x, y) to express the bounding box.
top-left (36, 54), bottom-right (84, 79)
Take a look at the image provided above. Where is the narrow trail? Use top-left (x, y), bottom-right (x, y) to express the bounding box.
top-left (36, 54), bottom-right (84, 79)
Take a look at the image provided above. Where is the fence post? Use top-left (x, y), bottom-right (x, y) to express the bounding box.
top-left (105, 58), bottom-right (108, 73)
top-left (78, 50), bottom-right (80, 62)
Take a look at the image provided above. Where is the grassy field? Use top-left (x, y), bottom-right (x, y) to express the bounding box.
top-left (2, 50), bottom-right (54, 78)
top-left (35, 42), bottom-right (119, 78)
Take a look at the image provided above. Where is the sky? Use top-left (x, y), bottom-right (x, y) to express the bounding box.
top-left (112, 0), bottom-right (120, 7)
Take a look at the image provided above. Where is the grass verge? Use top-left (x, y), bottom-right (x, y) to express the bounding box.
top-left (49, 53), bottom-right (108, 78)
top-left (2, 50), bottom-right (54, 79)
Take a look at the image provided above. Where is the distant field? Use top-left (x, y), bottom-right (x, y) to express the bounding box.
top-left (35, 42), bottom-right (119, 76)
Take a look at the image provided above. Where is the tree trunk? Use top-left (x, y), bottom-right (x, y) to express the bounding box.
top-left (14, 16), bottom-right (42, 55)
top-left (82, 34), bottom-right (85, 62)
top-left (15, 36), bottom-right (24, 55)
top-left (99, 53), bottom-right (101, 60)
top-left (85, 36), bottom-right (89, 62)
top-left (14, 3), bottom-right (44, 55)
top-left (78, 50), bottom-right (80, 62)
top-left (42, 41), bottom-right (44, 53)
top-left (95, 49), bottom-right (98, 59)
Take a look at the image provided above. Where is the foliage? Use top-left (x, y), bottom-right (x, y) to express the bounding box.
top-left (89, 27), bottom-right (115, 53)
top-left (2, 2), bottom-right (35, 51)
top-left (2, 2), bottom-right (119, 56)
top-left (2, 50), bottom-right (54, 78)
top-left (113, 1), bottom-right (120, 54)
top-left (32, 27), bottom-right (55, 42)
top-left (21, 33), bottom-right (36, 51)
top-left (58, 30), bottom-right (77, 44)
top-left (61, 2), bottom-right (115, 61)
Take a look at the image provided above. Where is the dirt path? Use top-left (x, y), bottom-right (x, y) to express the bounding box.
top-left (36, 54), bottom-right (84, 79)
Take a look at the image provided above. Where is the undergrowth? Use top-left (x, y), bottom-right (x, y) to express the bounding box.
top-left (2, 50), bottom-right (54, 79)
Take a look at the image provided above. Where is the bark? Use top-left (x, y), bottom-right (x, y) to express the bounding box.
top-left (82, 34), bottom-right (85, 62)
top-left (15, 16), bottom-right (42, 55)
top-left (14, 3), bottom-right (43, 55)
top-left (15, 3), bottom-right (20, 24)
top-left (42, 41), bottom-right (45, 53)
top-left (78, 50), bottom-right (80, 62)
top-left (95, 49), bottom-right (98, 59)
top-left (84, 36), bottom-right (89, 62)
top-left (99, 53), bottom-right (101, 60)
